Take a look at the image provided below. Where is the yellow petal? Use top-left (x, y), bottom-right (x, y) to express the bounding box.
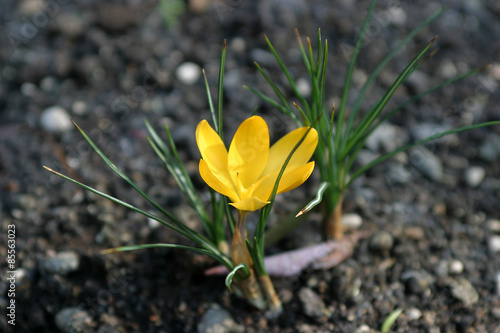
top-left (229, 196), bottom-right (270, 212)
top-left (261, 127), bottom-right (318, 177)
top-left (228, 116), bottom-right (269, 188)
top-left (196, 120), bottom-right (229, 174)
top-left (253, 162), bottom-right (315, 200)
top-left (199, 159), bottom-right (239, 202)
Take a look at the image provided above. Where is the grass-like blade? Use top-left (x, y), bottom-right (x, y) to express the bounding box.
top-left (344, 36), bottom-right (438, 158)
top-left (296, 182), bottom-right (330, 217)
top-left (381, 308), bottom-right (403, 333)
top-left (101, 243), bottom-right (233, 270)
top-left (217, 40), bottom-right (226, 139)
top-left (225, 263), bottom-right (250, 292)
top-left (347, 121), bottom-right (500, 186)
top-left (335, 0), bottom-right (378, 150)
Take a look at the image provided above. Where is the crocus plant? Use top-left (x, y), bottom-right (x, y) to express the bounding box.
top-left (44, 42), bottom-right (319, 315)
top-left (247, 0), bottom-right (500, 242)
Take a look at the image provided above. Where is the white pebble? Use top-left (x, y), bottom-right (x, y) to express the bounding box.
top-left (487, 219), bottom-right (500, 232)
top-left (342, 213), bottom-right (363, 230)
top-left (449, 260), bottom-right (464, 275)
top-left (488, 235), bottom-right (500, 253)
top-left (296, 78), bottom-right (311, 98)
top-left (496, 271), bottom-right (500, 296)
top-left (40, 106), bottom-right (73, 133)
top-left (72, 100), bottom-right (88, 116)
top-left (176, 62), bottom-right (201, 85)
top-left (465, 166), bottom-right (486, 187)
top-left (406, 308), bottom-right (422, 321)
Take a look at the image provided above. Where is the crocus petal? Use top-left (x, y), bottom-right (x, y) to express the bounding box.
top-left (229, 196), bottom-right (270, 212)
top-left (228, 116), bottom-right (269, 189)
top-left (196, 120), bottom-right (229, 174)
top-left (253, 162), bottom-right (315, 200)
top-left (199, 159), bottom-right (239, 203)
top-left (261, 127), bottom-right (318, 176)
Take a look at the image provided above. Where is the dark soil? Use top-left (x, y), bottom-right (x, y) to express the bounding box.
top-left (1, 0), bottom-right (500, 332)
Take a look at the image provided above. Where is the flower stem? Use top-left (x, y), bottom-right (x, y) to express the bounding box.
top-left (258, 275), bottom-right (283, 316)
top-left (324, 194), bottom-right (344, 239)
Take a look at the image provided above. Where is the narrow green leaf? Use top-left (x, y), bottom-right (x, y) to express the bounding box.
top-left (217, 40), bottom-right (226, 139)
top-left (344, 36), bottom-right (438, 158)
top-left (345, 5), bottom-right (446, 138)
top-left (347, 121), bottom-right (500, 186)
top-left (225, 263), bottom-right (250, 292)
top-left (336, 0), bottom-right (378, 150)
top-left (202, 69), bottom-right (218, 133)
top-left (381, 308), bottom-right (403, 333)
top-left (296, 182), bottom-right (330, 217)
top-left (100, 243), bottom-right (232, 269)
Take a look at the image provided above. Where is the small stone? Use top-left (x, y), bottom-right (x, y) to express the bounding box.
top-left (342, 213), bottom-right (362, 230)
top-left (409, 146), bottom-right (443, 181)
top-left (176, 62), bottom-right (201, 85)
top-left (366, 123), bottom-right (399, 153)
top-left (404, 226), bottom-right (425, 240)
top-left (488, 235), bottom-right (500, 253)
top-left (21, 82), bottom-right (37, 97)
top-left (40, 106), bottom-right (73, 133)
top-left (370, 231), bottom-right (394, 252)
top-left (298, 287), bottom-right (328, 318)
top-left (439, 59), bottom-right (458, 79)
top-left (354, 324), bottom-right (374, 333)
top-left (72, 101), bottom-right (88, 116)
top-left (487, 219), bottom-right (500, 233)
top-left (495, 272), bottom-right (500, 296)
top-left (406, 308), bottom-right (422, 321)
top-left (444, 277), bottom-right (479, 307)
top-left (388, 6), bottom-right (406, 26)
top-left (41, 251), bottom-right (80, 275)
top-left (448, 260), bottom-right (464, 275)
top-left (401, 270), bottom-right (434, 296)
top-left (230, 37), bottom-right (246, 53)
top-left (57, 13), bottom-right (86, 39)
top-left (55, 307), bottom-right (94, 333)
top-left (296, 78), bottom-right (311, 98)
top-left (464, 166), bottom-right (486, 187)
top-left (197, 304), bottom-right (240, 333)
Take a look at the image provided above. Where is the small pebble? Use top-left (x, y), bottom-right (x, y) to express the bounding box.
top-left (409, 146), bottom-right (443, 181)
top-left (176, 62), bottom-right (201, 85)
top-left (406, 308), bottom-right (422, 321)
top-left (40, 106), bottom-right (73, 133)
top-left (488, 235), bottom-right (500, 253)
top-left (296, 78), bottom-right (311, 98)
top-left (487, 219), bottom-right (500, 233)
top-left (448, 260), bottom-right (464, 275)
top-left (370, 231), bottom-right (394, 252)
top-left (342, 213), bottom-right (362, 230)
top-left (444, 277), bottom-right (479, 307)
top-left (55, 307), bottom-right (94, 333)
top-left (464, 166), bottom-right (486, 187)
top-left (72, 100), bottom-right (88, 116)
top-left (495, 271), bottom-right (500, 296)
top-left (354, 324), bottom-right (374, 333)
top-left (197, 304), bottom-right (239, 333)
top-left (41, 251), bottom-right (80, 275)
top-left (298, 287), bottom-right (328, 318)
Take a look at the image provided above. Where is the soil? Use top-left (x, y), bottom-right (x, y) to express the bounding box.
top-left (1, 0), bottom-right (500, 332)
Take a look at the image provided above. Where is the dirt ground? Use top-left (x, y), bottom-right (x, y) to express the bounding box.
top-left (1, 0), bottom-right (500, 332)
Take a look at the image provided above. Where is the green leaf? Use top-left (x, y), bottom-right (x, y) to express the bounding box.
top-left (347, 121), bottom-right (500, 186)
top-left (344, 36), bottom-right (438, 158)
top-left (217, 40), bottom-right (226, 139)
top-left (381, 308), bottom-right (403, 333)
top-left (296, 182), bottom-right (330, 217)
top-left (335, 0), bottom-right (378, 151)
top-left (225, 263), bottom-right (250, 292)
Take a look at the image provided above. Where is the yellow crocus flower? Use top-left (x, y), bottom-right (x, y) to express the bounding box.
top-left (196, 115), bottom-right (318, 211)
